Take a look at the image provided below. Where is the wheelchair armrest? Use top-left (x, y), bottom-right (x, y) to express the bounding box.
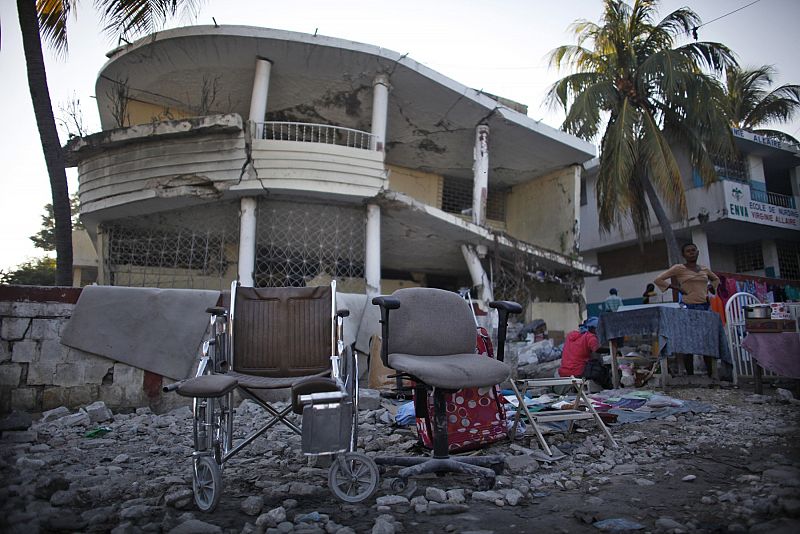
top-left (489, 300), bottom-right (523, 314)
top-left (371, 296), bottom-right (400, 310)
top-left (336, 308), bottom-right (350, 318)
top-left (206, 306), bottom-right (228, 316)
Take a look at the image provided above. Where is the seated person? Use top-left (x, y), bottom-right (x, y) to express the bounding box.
top-left (558, 317), bottom-right (611, 389)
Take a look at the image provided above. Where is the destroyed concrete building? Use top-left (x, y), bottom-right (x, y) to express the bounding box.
top-left (65, 25), bottom-right (599, 331)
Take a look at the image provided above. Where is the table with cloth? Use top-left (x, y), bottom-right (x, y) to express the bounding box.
top-left (742, 332), bottom-right (800, 394)
top-left (597, 307), bottom-right (732, 388)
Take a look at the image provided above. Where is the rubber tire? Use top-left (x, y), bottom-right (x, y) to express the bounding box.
top-left (193, 456), bottom-right (222, 512)
top-left (328, 452), bottom-right (380, 503)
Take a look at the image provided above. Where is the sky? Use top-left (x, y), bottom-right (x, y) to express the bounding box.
top-left (1, 0), bottom-right (799, 272)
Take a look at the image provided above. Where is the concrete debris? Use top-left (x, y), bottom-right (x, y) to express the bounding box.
top-left (0, 389), bottom-right (797, 532)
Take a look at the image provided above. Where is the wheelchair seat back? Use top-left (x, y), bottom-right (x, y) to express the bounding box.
top-left (231, 285), bottom-right (334, 378)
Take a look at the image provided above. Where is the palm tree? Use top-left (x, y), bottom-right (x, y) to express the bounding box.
top-left (15, 0), bottom-right (202, 286)
top-left (547, 0), bottom-right (738, 265)
top-left (723, 65), bottom-right (800, 145)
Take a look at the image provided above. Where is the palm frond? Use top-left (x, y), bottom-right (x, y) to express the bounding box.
top-left (36, 0), bottom-right (75, 58)
top-left (640, 108), bottom-right (685, 216)
top-left (597, 98), bottom-right (638, 232)
top-left (743, 83), bottom-right (800, 129)
top-left (95, 0), bottom-right (203, 41)
top-left (674, 41), bottom-right (737, 73)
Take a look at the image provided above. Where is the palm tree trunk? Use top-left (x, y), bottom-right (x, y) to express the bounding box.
top-left (17, 0), bottom-right (73, 286)
top-left (641, 174), bottom-right (682, 266)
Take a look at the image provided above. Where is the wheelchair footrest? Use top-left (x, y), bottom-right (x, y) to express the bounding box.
top-left (176, 375), bottom-right (238, 398)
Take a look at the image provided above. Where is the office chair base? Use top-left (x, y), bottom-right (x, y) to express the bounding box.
top-left (375, 454), bottom-right (504, 490)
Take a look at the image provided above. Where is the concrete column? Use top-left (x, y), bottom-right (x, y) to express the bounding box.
top-left (747, 154), bottom-right (766, 193)
top-left (461, 244), bottom-right (494, 307)
top-left (365, 203), bottom-right (381, 298)
top-left (72, 267), bottom-right (82, 288)
top-left (238, 198), bottom-right (258, 287)
top-left (690, 227), bottom-right (711, 267)
top-left (248, 57), bottom-right (273, 126)
top-left (95, 229), bottom-right (107, 285)
top-left (370, 74), bottom-right (390, 152)
top-left (762, 239), bottom-right (780, 278)
top-left (472, 124), bottom-right (490, 225)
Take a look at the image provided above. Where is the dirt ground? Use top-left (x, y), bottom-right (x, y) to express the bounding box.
top-left (1, 383), bottom-right (799, 533)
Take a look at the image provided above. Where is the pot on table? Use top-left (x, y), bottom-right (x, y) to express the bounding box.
top-left (744, 304), bottom-right (772, 319)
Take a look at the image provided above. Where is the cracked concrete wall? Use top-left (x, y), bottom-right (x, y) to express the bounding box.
top-left (77, 132), bottom-right (246, 214)
top-left (386, 164), bottom-right (443, 207)
top-left (0, 289), bottom-right (186, 414)
top-left (506, 166), bottom-right (582, 255)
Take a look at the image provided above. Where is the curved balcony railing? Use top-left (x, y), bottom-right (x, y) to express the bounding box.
top-left (255, 121), bottom-right (374, 150)
top-left (750, 188), bottom-right (797, 209)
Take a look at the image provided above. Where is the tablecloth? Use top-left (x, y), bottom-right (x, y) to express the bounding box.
top-left (742, 332), bottom-right (800, 379)
top-left (597, 306), bottom-right (731, 364)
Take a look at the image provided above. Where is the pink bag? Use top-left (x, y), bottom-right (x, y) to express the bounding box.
top-left (414, 327), bottom-right (508, 452)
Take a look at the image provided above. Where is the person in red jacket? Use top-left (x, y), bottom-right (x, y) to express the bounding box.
top-left (558, 317), bottom-right (611, 388)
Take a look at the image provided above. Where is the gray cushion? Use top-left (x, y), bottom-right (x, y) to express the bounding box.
top-left (389, 353), bottom-right (511, 389)
top-left (176, 374), bottom-right (238, 398)
top-left (388, 288), bottom-right (476, 357)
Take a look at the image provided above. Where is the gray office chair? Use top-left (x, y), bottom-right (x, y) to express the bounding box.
top-left (372, 287), bottom-right (521, 491)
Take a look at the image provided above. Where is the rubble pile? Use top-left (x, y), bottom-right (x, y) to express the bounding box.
top-left (0, 387), bottom-right (798, 533)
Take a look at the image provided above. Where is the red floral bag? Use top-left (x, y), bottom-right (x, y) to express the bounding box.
top-left (414, 327), bottom-right (508, 452)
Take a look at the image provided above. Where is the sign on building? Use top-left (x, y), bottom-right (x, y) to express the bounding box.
top-left (723, 181), bottom-right (800, 230)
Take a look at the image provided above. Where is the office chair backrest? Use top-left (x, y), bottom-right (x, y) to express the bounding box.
top-left (389, 288), bottom-right (476, 357)
top-left (232, 285), bottom-right (333, 377)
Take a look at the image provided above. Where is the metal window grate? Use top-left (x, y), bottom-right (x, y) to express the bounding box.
top-left (712, 153), bottom-right (749, 183)
top-left (441, 176), bottom-right (506, 222)
top-left (734, 241), bottom-right (764, 273)
top-left (777, 240), bottom-right (800, 280)
top-left (104, 201), bottom-right (240, 290)
top-left (254, 200), bottom-right (365, 288)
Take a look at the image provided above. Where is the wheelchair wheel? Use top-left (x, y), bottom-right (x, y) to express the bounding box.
top-left (193, 456), bottom-right (222, 512)
top-left (328, 452), bottom-right (379, 503)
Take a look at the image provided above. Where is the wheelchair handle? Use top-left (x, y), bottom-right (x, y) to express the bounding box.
top-left (163, 380), bottom-right (184, 393)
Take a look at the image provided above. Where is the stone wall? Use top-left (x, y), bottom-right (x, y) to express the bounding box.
top-left (0, 286), bottom-right (172, 414)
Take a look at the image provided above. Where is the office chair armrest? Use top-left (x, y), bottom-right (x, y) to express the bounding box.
top-left (371, 296), bottom-right (401, 369)
top-left (490, 300), bottom-right (522, 363)
top-left (489, 300), bottom-right (522, 314)
top-left (371, 296), bottom-right (400, 310)
top-left (336, 308), bottom-right (350, 318)
top-left (206, 306), bottom-right (228, 316)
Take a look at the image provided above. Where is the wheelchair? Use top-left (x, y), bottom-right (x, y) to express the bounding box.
top-left (165, 280), bottom-right (379, 512)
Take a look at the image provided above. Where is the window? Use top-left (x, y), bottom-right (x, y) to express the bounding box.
top-left (734, 242), bottom-right (764, 273)
top-left (597, 240), bottom-right (669, 280)
top-left (777, 240), bottom-right (800, 280)
top-left (580, 178), bottom-right (587, 206)
top-left (712, 153), bottom-right (748, 183)
top-left (441, 176), bottom-right (506, 221)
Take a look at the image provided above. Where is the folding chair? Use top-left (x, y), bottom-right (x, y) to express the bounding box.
top-left (510, 377), bottom-right (617, 456)
top-left (165, 280), bottom-right (379, 512)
